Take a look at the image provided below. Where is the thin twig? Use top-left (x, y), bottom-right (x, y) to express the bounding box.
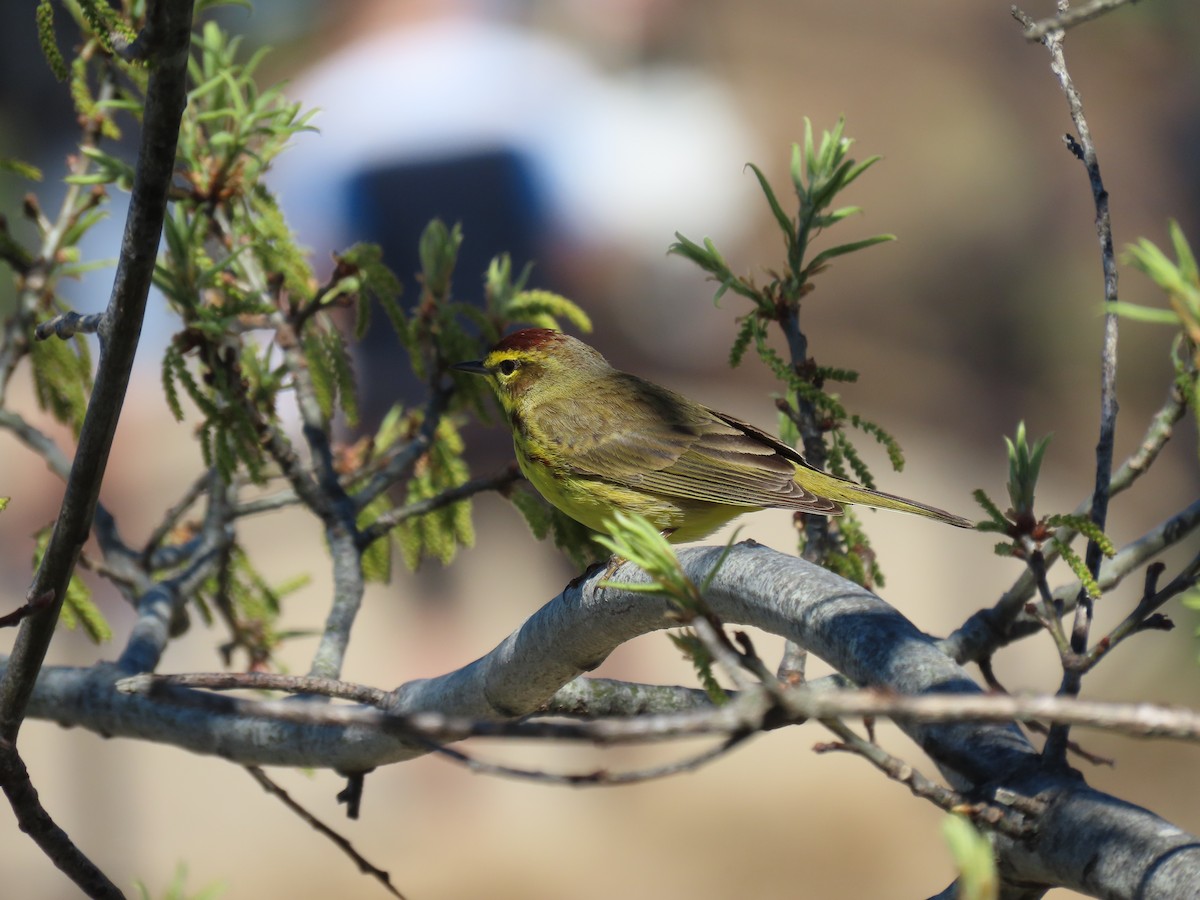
top-left (117, 671), bottom-right (392, 707)
top-left (413, 728), bottom-right (750, 788)
top-left (0, 740), bottom-right (123, 897)
top-left (357, 465), bottom-right (521, 548)
top-left (140, 469), bottom-right (212, 565)
top-left (1015, 1), bottom-right (1122, 766)
top-left (1083, 553), bottom-right (1200, 671)
top-left (118, 672), bottom-right (1200, 747)
top-left (353, 385), bottom-right (450, 510)
top-left (1024, 541), bottom-right (1071, 656)
top-left (33, 311), bottom-right (104, 341)
top-left (945, 495), bottom-right (1200, 664)
top-left (1021, 0), bottom-right (1145, 41)
top-left (1050, 499), bottom-right (1200, 607)
top-left (813, 718), bottom-right (1033, 839)
top-left (245, 766), bottom-right (405, 899)
top-left (0, 592), bottom-right (55, 630)
top-left (946, 379), bottom-right (1187, 663)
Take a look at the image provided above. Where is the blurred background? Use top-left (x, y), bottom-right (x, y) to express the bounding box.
top-left (1, 0), bottom-right (1199, 897)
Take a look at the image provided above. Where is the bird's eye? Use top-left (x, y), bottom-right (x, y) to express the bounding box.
top-left (498, 359), bottom-right (518, 377)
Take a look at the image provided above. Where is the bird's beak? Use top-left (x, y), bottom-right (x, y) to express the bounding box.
top-left (452, 360), bottom-right (488, 375)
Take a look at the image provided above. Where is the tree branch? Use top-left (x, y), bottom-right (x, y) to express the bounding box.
top-left (0, 0), bottom-right (196, 741)
top-left (11, 543), bottom-right (1198, 895)
top-left (1020, 0), bottom-right (1145, 41)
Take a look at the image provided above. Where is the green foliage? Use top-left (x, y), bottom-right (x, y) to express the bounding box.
top-left (357, 494), bottom-right (393, 583)
top-left (1053, 537), bottom-right (1102, 601)
top-left (140, 25), bottom-right (324, 483)
top-left (668, 631), bottom-right (729, 706)
top-left (1047, 513), bottom-right (1115, 559)
top-left (7, 7), bottom-right (614, 678)
top-left (302, 322), bottom-right (359, 427)
top-left (671, 119), bottom-right (905, 573)
top-left (35, 0), bottom-right (68, 82)
top-left (1184, 590), bottom-right (1200, 664)
top-left (504, 487), bottom-right (604, 568)
top-left (971, 489), bottom-right (1008, 533)
top-left (1120, 220), bottom-right (1200, 336)
top-left (595, 512), bottom-right (743, 696)
top-left (821, 510), bottom-right (884, 589)
top-left (974, 431), bottom-right (1114, 596)
top-left (0, 219), bottom-right (35, 275)
top-left (134, 862), bottom-right (228, 900)
top-left (593, 511), bottom-right (704, 609)
top-left (391, 418), bottom-right (475, 570)
top-left (0, 159), bottom-right (44, 182)
top-left (192, 544), bottom-right (308, 669)
top-left (419, 219), bottom-right (463, 302)
top-left (671, 117), bottom-right (893, 319)
top-left (508, 485), bottom-right (553, 540)
top-left (1004, 421), bottom-right (1051, 521)
top-left (332, 243), bottom-right (405, 343)
top-left (1121, 220), bottom-right (1200, 454)
top-left (76, 0), bottom-right (138, 57)
top-left (941, 815), bottom-right (999, 900)
top-left (0, 497), bottom-right (8, 512)
top-left (29, 328), bottom-right (93, 437)
top-left (33, 526), bottom-right (111, 643)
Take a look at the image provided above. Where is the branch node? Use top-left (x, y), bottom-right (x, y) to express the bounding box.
top-left (34, 311), bottom-right (104, 341)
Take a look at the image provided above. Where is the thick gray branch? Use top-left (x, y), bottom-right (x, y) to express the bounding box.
top-left (10, 542), bottom-right (1199, 896)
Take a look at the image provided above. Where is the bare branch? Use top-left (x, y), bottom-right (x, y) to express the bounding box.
top-left (33, 311), bottom-right (103, 341)
top-left (358, 465), bottom-right (521, 549)
top-left (0, 0), bottom-right (197, 743)
top-left (118, 671), bottom-right (391, 707)
top-left (245, 767), bottom-right (405, 899)
top-left (1014, 3), bottom-right (1122, 763)
top-left (0, 740), bottom-right (122, 897)
top-left (1021, 0), bottom-right (1145, 41)
top-left (0, 591), bottom-right (54, 630)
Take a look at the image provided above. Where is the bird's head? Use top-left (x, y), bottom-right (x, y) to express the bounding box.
top-left (453, 328), bottom-right (608, 416)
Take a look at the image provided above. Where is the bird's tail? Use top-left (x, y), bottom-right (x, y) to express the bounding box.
top-left (796, 467), bottom-right (974, 528)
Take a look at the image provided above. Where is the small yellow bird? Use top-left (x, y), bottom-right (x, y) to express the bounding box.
top-left (455, 329), bottom-right (972, 542)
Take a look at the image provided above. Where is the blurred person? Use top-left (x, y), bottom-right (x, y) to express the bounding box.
top-left (267, 0), bottom-right (762, 427)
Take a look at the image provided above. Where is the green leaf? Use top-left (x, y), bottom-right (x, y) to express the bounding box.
top-left (1004, 421), bottom-right (1051, 517)
top-left (30, 330), bottom-right (92, 437)
top-left (807, 234), bottom-right (896, 272)
top-left (33, 526), bottom-right (110, 643)
top-left (1102, 301), bottom-right (1180, 327)
top-left (0, 158), bottom-right (44, 181)
top-left (505, 289), bottom-right (593, 334)
top-left (1054, 538), bottom-right (1102, 600)
top-left (508, 487), bottom-right (552, 540)
top-left (1169, 219), bottom-right (1198, 286)
top-left (35, 0), bottom-right (67, 81)
top-left (302, 331), bottom-right (334, 421)
top-left (668, 631), bottom-right (729, 705)
top-left (746, 161), bottom-right (794, 247)
top-left (161, 347), bottom-right (185, 421)
top-left (941, 815), bottom-right (998, 900)
top-left (358, 495), bottom-right (394, 583)
top-left (971, 489), bottom-right (1007, 525)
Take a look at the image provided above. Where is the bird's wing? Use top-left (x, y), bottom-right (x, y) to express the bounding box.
top-left (535, 376), bottom-right (841, 514)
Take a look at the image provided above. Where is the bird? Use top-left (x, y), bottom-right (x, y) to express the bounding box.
top-left (454, 328), bottom-right (973, 542)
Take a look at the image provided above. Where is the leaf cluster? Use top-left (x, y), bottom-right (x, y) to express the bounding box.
top-left (973, 423), bottom-right (1114, 600)
top-left (1118, 220), bottom-right (1200, 454)
top-left (671, 119), bottom-right (902, 581)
